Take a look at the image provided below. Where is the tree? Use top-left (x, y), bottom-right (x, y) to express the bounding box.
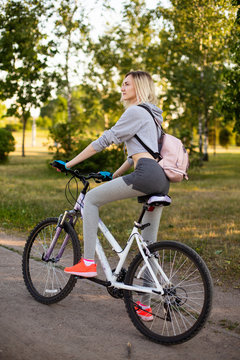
top-left (221, 0), bottom-right (240, 135)
top-left (52, 0), bottom-right (90, 154)
top-left (76, 0), bottom-right (238, 164)
top-left (0, 101), bottom-right (7, 120)
top-left (219, 128), bottom-right (232, 148)
top-left (0, 0), bottom-right (55, 156)
top-left (155, 0), bottom-right (237, 160)
top-left (40, 95), bottom-right (68, 127)
top-left (46, 85), bottom-right (106, 157)
top-left (86, 0), bottom-right (157, 129)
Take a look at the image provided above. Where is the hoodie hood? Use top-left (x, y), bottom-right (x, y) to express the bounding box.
top-left (142, 102), bottom-right (163, 127)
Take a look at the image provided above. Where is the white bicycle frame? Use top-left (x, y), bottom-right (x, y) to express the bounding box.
top-left (73, 192), bottom-right (170, 296)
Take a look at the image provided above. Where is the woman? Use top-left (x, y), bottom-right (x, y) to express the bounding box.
top-left (64, 70), bottom-right (169, 279)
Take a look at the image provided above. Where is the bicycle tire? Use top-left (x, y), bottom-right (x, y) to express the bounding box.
top-left (124, 241), bottom-right (213, 345)
top-left (22, 217), bottom-right (81, 305)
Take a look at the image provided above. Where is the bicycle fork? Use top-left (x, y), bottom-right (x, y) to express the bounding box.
top-left (43, 211), bottom-right (76, 262)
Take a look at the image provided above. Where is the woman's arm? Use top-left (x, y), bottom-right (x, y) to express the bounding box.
top-left (66, 144), bottom-right (132, 176)
top-left (66, 144), bottom-right (97, 169)
top-left (112, 159), bottom-right (132, 179)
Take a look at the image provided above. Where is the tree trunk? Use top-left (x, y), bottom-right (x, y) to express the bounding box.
top-left (198, 112), bottom-right (203, 155)
top-left (213, 121), bottom-right (216, 156)
top-left (65, 32), bottom-right (73, 156)
top-left (203, 115), bottom-right (209, 161)
top-left (22, 116), bottom-right (27, 157)
top-left (198, 67), bottom-right (204, 157)
top-left (66, 90), bottom-right (72, 155)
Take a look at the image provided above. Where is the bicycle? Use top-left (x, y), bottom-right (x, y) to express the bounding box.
top-left (22, 160), bottom-right (213, 345)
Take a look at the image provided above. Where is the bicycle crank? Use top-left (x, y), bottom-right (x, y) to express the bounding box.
top-left (107, 268), bottom-right (127, 299)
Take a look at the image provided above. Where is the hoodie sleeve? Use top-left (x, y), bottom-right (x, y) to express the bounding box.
top-left (91, 106), bottom-right (144, 152)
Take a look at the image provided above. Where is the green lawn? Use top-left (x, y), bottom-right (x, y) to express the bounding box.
top-left (0, 152), bottom-right (239, 287)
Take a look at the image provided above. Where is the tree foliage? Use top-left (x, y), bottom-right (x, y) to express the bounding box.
top-left (52, 0), bottom-right (90, 154)
top-left (0, 0), bottom-right (56, 156)
top-left (154, 0), bottom-right (236, 160)
top-left (0, 0), bottom-right (239, 165)
top-left (46, 0), bottom-right (239, 166)
top-left (0, 128), bottom-right (15, 162)
top-left (219, 128), bottom-right (232, 148)
top-left (221, 0), bottom-right (240, 134)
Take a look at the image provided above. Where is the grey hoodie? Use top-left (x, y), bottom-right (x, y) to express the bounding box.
top-left (91, 103), bottom-right (163, 164)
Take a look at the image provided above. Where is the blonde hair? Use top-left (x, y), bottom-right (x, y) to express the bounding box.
top-left (122, 70), bottom-right (157, 108)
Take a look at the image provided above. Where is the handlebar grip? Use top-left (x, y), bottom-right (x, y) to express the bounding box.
top-left (51, 160), bottom-right (67, 172)
top-left (98, 171), bottom-right (113, 181)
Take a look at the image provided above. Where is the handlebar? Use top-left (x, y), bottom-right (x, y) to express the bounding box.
top-left (50, 160), bottom-right (112, 183)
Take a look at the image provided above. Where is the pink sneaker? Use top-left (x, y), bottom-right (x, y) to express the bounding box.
top-left (135, 301), bottom-right (153, 321)
top-left (64, 259), bottom-right (97, 277)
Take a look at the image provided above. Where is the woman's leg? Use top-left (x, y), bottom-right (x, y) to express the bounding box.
top-left (140, 207), bottom-right (163, 307)
top-left (83, 177), bottom-right (146, 259)
top-left (141, 207), bottom-right (163, 245)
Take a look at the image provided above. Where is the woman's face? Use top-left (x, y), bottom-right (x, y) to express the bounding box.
top-left (121, 75), bottom-right (137, 104)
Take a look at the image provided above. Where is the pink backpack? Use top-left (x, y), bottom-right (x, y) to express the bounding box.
top-left (158, 133), bottom-right (189, 182)
top-left (135, 105), bottom-right (189, 183)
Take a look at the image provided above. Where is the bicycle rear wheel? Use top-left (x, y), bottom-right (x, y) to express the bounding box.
top-left (124, 241), bottom-right (213, 345)
top-left (22, 217), bottom-right (81, 304)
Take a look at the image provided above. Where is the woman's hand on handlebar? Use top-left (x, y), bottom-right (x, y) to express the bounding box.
top-left (51, 161), bottom-right (112, 182)
top-left (98, 171), bottom-right (113, 181)
top-left (51, 160), bottom-right (70, 172)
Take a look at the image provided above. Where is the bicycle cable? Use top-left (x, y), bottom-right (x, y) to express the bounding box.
top-left (64, 174), bottom-right (92, 208)
top-left (64, 176), bottom-right (79, 207)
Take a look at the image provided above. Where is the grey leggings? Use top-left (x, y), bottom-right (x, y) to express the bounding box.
top-left (83, 177), bottom-right (163, 259)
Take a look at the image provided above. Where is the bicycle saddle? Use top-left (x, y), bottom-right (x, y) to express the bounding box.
top-left (138, 194), bottom-right (171, 207)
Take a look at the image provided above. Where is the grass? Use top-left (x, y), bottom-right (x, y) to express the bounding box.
top-left (219, 319), bottom-right (240, 334)
top-left (0, 150), bottom-right (240, 287)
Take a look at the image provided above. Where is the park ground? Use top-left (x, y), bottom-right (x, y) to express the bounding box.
top-left (0, 233), bottom-right (239, 360)
top-left (0, 130), bottom-right (239, 359)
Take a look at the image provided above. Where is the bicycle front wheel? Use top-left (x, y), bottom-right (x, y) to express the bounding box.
top-left (124, 241), bottom-right (213, 345)
top-left (22, 218), bottom-right (81, 304)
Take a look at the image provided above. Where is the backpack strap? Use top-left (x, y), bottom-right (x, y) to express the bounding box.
top-left (138, 104), bottom-right (164, 133)
top-left (138, 104), bottom-right (154, 118)
top-left (134, 104), bottom-right (162, 161)
top-left (134, 134), bottom-right (160, 160)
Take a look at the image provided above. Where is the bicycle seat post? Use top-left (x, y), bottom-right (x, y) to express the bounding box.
top-left (137, 205), bottom-right (148, 225)
top-left (133, 204), bottom-right (151, 231)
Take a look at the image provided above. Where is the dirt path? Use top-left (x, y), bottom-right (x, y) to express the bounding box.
top-left (0, 232), bottom-right (239, 360)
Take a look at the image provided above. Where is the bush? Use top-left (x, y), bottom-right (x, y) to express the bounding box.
top-left (189, 152), bottom-right (203, 168)
top-left (4, 123), bottom-right (22, 132)
top-left (208, 128), bottom-right (216, 146)
top-left (36, 116), bottom-right (52, 129)
top-left (49, 122), bottom-right (78, 159)
top-left (219, 128), bottom-right (231, 148)
top-left (235, 133), bottom-right (240, 147)
top-left (0, 128), bottom-right (15, 162)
